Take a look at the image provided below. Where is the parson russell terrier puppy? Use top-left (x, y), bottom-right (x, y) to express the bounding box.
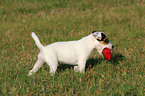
top-left (28, 31), bottom-right (114, 76)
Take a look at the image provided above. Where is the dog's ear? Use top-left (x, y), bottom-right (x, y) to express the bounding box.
top-left (101, 33), bottom-right (106, 40)
top-left (92, 30), bottom-right (97, 33)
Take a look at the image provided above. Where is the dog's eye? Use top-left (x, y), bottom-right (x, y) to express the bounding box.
top-left (104, 39), bottom-right (109, 43)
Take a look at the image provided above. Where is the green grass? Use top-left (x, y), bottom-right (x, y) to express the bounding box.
top-left (0, 0), bottom-right (145, 95)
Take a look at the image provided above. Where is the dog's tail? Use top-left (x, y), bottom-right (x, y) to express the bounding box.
top-left (32, 32), bottom-right (44, 50)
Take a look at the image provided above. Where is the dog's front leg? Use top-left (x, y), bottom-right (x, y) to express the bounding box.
top-left (77, 60), bottom-right (86, 73)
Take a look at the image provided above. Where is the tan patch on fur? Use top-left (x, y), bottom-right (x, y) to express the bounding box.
top-left (98, 37), bottom-right (109, 45)
top-left (98, 41), bottom-right (108, 45)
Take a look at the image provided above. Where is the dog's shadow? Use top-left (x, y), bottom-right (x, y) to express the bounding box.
top-left (85, 53), bottom-right (124, 70)
top-left (110, 53), bottom-right (125, 65)
top-left (57, 53), bottom-right (124, 72)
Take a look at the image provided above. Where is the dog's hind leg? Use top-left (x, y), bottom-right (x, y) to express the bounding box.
top-left (28, 58), bottom-right (44, 76)
top-left (45, 59), bottom-right (58, 76)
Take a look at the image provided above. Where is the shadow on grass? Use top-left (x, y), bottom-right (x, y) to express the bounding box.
top-left (110, 53), bottom-right (125, 66)
top-left (85, 58), bottom-right (103, 70)
top-left (57, 64), bottom-right (74, 73)
top-left (57, 53), bottom-right (124, 73)
top-left (57, 58), bottom-right (103, 73)
top-left (86, 53), bottom-right (125, 70)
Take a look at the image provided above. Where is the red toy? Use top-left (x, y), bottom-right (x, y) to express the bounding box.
top-left (103, 48), bottom-right (112, 61)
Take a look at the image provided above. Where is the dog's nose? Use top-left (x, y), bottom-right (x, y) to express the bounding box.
top-left (112, 45), bottom-right (114, 49)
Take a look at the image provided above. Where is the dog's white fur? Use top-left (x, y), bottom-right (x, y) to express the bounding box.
top-left (28, 32), bottom-right (113, 76)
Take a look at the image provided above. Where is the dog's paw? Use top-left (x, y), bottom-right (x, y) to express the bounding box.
top-left (28, 70), bottom-right (33, 76)
top-left (74, 66), bottom-right (79, 72)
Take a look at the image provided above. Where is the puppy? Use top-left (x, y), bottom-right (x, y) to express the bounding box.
top-left (28, 31), bottom-right (114, 76)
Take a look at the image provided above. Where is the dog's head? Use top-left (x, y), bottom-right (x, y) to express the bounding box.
top-left (92, 31), bottom-right (114, 56)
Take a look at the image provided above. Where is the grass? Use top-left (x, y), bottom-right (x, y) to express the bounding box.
top-left (0, 0), bottom-right (145, 95)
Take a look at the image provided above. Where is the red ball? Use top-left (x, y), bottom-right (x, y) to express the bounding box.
top-left (103, 48), bottom-right (112, 61)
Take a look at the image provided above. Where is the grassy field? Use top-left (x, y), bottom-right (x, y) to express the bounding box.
top-left (0, 0), bottom-right (145, 95)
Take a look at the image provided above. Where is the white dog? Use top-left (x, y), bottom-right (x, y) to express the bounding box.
top-left (28, 31), bottom-right (114, 76)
